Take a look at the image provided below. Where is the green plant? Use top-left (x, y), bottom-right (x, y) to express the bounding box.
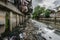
top-left (44, 9), bottom-right (51, 18)
top-left (32, 5), bottom-right (45, 19)
top-left (1, 12), bottom-right (10, 37)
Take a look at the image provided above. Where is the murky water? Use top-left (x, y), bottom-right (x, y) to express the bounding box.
top-left (39, 20), bottom-right (60, 30)
top-left (30, 19), bottom-right (60, 40)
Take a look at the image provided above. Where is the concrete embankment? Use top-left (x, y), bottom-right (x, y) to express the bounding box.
top-left (38, 18), bottom-right (60, 29)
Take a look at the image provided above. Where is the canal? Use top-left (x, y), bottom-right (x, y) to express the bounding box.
top-left (30, 19), bottom-right (60, 40)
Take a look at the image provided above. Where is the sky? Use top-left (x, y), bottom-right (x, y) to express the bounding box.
top-left (32, 0), bottom-right (60, 10)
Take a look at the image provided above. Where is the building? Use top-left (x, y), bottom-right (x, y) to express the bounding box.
top-left (0, 0), bottom-right (33, 38)
top-left (50, 6), bottom-right (60, 18)
top-left (0, 0), bottom-right (24, 36)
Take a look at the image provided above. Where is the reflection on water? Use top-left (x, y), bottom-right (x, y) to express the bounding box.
top-left (31, 19), bottom-right (60, 40)
top-left (39, 20), bottom-right (60, 30)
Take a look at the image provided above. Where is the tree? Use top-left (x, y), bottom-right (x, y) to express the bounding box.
top-left (44, 9), bottom-right (51, 18)
top-left (32, 5), bottom-right (45, 19)
top-left (32, 5), bottom-right (51, 19)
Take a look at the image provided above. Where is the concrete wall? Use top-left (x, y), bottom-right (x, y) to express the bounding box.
top-left (0, 10), bottom-right (23, 34)
top-left (10, 12), bottom-right (22, 31)
top-left (50, 12), bottom-right (60, 18)
top-left (0, 10), bottom-right (6, 34)
top-left (10, 12), bottom-right (16, 31)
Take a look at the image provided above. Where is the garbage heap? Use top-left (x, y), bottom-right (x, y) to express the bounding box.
top-left (20, 20), bottom-right (37, 40)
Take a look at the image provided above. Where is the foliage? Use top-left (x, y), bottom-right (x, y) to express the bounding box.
top-left (1, 12), bottom-right (10, 37)
top-left (32, 5), bottom-right (45, 19)
top-left (44, 9), bottom-right (51, 18)
top-left (32, 5), bottom-right (51, 19)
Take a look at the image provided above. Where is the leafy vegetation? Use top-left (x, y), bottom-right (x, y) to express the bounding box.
top-left (1, 12), bottom-right (10, 37)
top-left (32, 5), bottom-right (51, 19)
top-left (44, 9), bottom-right (51, 18)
